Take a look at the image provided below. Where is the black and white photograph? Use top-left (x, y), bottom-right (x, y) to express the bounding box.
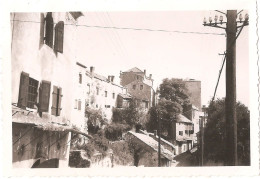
top-left (1, 0), bottom-right (259, 177)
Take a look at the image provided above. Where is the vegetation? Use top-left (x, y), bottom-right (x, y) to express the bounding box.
top-left (85, 107), bottom-right (107, 134)
top-left (146, 78), bottom-right (190, 139)
top-left (204, 98), bottom-right (250, 165)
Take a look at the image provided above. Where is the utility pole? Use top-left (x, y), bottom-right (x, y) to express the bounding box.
top-left (203, 10), bottom-right (248, 166)
top-left (225, 10), bottom-right (237, 166)
top-left (157, 109), bottom-right (161, 167)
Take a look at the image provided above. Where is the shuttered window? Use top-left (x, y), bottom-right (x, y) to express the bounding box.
top-left (54, 21), bottom-right (64, 53)
top-left (45, 12), bottom-right (54, 48)
top-left (18, 72), bottom-right (29, 109)
top-left (51, 86), bottom-right (63, 116)
top-left (27, 78), bottom-right (39, 109)
top-left (79, 73), bottom-right (82, 84)
top-left (39, 81), bottom-right (51, 112)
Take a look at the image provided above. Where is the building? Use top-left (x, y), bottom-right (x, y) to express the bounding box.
top-left (11, 12), bottom-right (90, 168)
top-left (126, 131), bottom-right (174, 167)
top-left (120, 67), bottom-right (156, 110)
top-left (183, 104), bottom-right (201, 144)
top-left (184, 79), bottom-right (202, 110)
top-left (172, 114), bottom-right (194, 155)
top-left (85, 66), bottom-right (130, 123)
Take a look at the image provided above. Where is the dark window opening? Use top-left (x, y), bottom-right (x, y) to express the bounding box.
top-left (78, 100), bottom-right (81, 111)
top-left (179, 131), bottom-right (183, 136)
top-left (105, 91), bottom-right (107, 97)
top-left (112, 93), bottom-right (115, 99)
top-left (79, 73), bottom-right (82, 84)
top-left (96, 87), bottom-right (99, 95)
top-left (140, 85), bottom-right (143, 90)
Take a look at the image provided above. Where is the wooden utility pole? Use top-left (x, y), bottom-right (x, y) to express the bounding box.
top-left (225, 10), bottom-right (238, 166)
top-left (158, 110), bottom-right (161, 167)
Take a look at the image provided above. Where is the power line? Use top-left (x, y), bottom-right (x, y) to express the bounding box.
top-left (11, 19), bottom-right (226, 36)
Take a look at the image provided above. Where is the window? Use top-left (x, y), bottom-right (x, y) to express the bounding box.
top-left (79, 73), bottom-right (82, 84)
top-left (140, 85), bottom-right (143, 90)
top-left (112, 93), bottom-right (115, 99)
top-left (78, 100), bottom-right (81, 111)
top-left (38, 80), bottom-right (51, 112)
top-left (105, 91), bottom-right (107, 97)
top-left (27, 78), bottom-right (39, 108)
top-left (185, 130), bottom-right (189, 135)
top-left (179, 131), bottom-right (183, 136)
top-left (145, 101), bottom-right (148, 108)
top-left (51, 86), bottom-right (63, 116)
top-left (74, 99), bottom-right (78, 109)
top-left (45, 12), bottom-right (54, 48)
top-left (18, 72), bottom-right (39, 109)
top-left (54, 21), bottom-right (64, 53)
top-left (136, 75), bottom-right (139, 80)
top-left (133, 85), bottom-right (136, 90)
top-left (96, 87), bottom-right (99, 95)
top-left (105, 105), bottom-right (110, 108)
top-left (87, 84), bottom-right (90, 94)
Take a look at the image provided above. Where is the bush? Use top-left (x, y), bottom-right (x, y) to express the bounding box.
top-left (85, 107), bottom-right (107, 134)
top-left (105, 123), bottom-right (131, 141)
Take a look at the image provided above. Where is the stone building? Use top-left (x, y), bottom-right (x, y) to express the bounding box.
top-left (11, 12), bottom-right (90, 168)
top-left (120, 67), bottom-right (155, 109)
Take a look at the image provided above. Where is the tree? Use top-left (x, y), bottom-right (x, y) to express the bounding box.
top-left (112, 98), bottom-right (147, 129)
top-left (85, 107), bottom-right (107, 134)
top-left (146, 78), bottom-right (190, 139)
top-left (204, 98), bottom-right (250, 165)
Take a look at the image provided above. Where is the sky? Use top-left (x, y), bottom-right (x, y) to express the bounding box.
top-left (75, 11), bottom-right (249, 107)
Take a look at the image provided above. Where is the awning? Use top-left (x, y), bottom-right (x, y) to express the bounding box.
top-left (12, 105), bottom-right (92, 139)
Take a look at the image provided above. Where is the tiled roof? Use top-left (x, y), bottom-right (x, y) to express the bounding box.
top-left (176, 114), bottom-right (193, 124)
top-left (124, 67), bottom-right (143, 73)
top-left (127, 131), bottom-right (174, 160)
top-left (118, 93), bottom-right (132, 99)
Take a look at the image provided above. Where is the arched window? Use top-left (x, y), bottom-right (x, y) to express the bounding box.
top-left (45, 12), bottom-right (54, 48)
top-left (54, 21), bottom-right (64, 53)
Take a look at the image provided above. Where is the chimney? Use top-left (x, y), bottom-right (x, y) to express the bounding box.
top-left (154, 130), bottom-right (157, 137)
top-left (149, 74), bottom-right (152, 79)
top-left (144, 69), bottom-right (146, 75)
top-left (111, 76), bottom-right (115, 82)
top-left (90, 66), bottom-right (95, 74)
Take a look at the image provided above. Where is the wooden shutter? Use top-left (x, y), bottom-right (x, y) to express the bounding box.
top-left (57, 88), bottom-right (62, 116)
top-left (18, 72), bottom-right (29, 109)
top-left (51, 86), bottom-right (58, 115)
top-left (39, 13), bottom-right (45, 49)
top-left (45, 12), bottom-right (54, 48)
top-left (54, 21), bottom-right (64, 53)
top-left (39, 80), bottom-right (51, 112)
top-left (78, 100), bottom-right (81, 110)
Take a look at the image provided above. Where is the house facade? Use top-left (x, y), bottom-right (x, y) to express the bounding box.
top-left (11, 12), bottom-right (89, 168)
top-left (172, 114), bottom-right (194, 155)
top-left (85, 66), bottom-right (130, 123)
top-left (120, 67), bottom-right (155, 109)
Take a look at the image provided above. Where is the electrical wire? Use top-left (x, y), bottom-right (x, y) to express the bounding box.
top-left (10, 19), bottom-right (226, 36)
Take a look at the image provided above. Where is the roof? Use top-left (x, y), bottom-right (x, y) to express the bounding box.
top-left (118, 93), bottom-right (132, 99)
top-left (176, 114), bottom-right (193, 124)
top-left (127, 131), bottom-right (174, 160)
top-left (192, 104), bottom-right (199, 111)
top-left (124, 67), bottom-right (143, 73)
top-left (12, 105), bottom-right (92, 139)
